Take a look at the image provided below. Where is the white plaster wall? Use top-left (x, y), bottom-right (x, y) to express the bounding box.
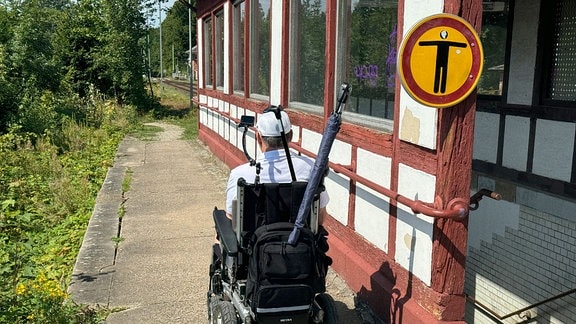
top-left (473, 111), bottom-right (499, 163)
top-left (395, 163), bottom-right (437, 285)
top-left (329, 139), bottom-right (352, 165)
top-left (245, 128), bottom-right (257, 160)
top-left (230, 104), bottom-right (238, 119)
top-left (506, 0), bottom-right (539, 105)
top-left (301, 129), bottom-right (352, 165)
top-left (502, 116), bottom-right (529, 171)
top-left (218, 113), bottom-right (225, 139)
top-left (532, 119), bottom-right (575, 182)
top-left (209, 107), bottom-right (218, 133)
top-left (200, 106), bottom-right (207, 126)
top-left (356, 149), bottom-right (392, 189)
top-left (398, 95), bottom-right (438, 149)
top-left (228, 104), bottom-right (238, 148)
top-left (396, 209), bottom-right (433, 286)
top-left (300, 128), bottom-right (351, 224)
top-left (355, 149), bottom-right (393, 253)
top-left (403, 0), bottom-right (444, 30)
top-left (269, 1), bottom-right (283, 105)
top-left (301, 129), bottom-right (323, 157)
top-left (229, 119), bottom-right (238, 149)
top-left (325, 172), bottom-right (350, 225)
top-left (397, 164), bottom-right (436, 223)
top-left (397, 0), bottom-right (443, 150)
top-left (355, 184), bottom-right (390, 252)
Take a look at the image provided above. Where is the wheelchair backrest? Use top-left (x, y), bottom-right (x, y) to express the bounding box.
top-left (235, 178), bottom-right (320, 241)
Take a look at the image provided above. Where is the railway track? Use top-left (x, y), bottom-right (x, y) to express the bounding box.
top-left (160, 79), bottom-right (197, 96)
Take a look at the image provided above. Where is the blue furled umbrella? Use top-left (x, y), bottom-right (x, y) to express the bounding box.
top-left (288, 83), bottom-right (351, 245)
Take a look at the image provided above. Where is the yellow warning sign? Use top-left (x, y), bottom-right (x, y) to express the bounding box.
top-left (398, 14), bottom-right (484, 108)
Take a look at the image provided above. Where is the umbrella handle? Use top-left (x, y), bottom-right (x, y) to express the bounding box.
top-left (335, 83), bottom-right (352, 115)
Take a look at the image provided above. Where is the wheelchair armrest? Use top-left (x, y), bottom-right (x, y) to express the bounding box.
top-left (213, 209), bottom-right (238, 256)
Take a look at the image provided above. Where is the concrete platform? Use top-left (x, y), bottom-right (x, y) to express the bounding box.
top-left (69, 122), bottom-right (372, 323)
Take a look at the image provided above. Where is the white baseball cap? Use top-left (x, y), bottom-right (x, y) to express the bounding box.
top-left (256, 110), bottom-right (292, 137)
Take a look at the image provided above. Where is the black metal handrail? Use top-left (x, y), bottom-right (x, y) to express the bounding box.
top-left (467, 287), bottom-right (576, 322)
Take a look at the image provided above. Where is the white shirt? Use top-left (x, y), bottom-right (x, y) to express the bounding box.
top-left (225, 149), bottom-right (329, 214)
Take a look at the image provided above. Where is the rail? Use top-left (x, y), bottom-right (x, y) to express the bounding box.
top-left (292, 143), bottom-right (471, 220)
top-left (467, 287), bottom-right (576, 322)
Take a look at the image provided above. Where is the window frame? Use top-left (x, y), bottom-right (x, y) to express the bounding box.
top-left (203, 17), bottom-right (213, 88)
top-left (538, 0), bottom-right (576, 108)
top-left (475, 0), bottom-right (513, 102)
top-left (334, 0), bottom-right (398, 133)
top-left (288, 0), bottom-right (327, 113)
top-left (232, 1), bottom-right (246, 95)
top-left (248, 0), bottom-right (271, 100)
top-left (215, 10), bottom-right (225, 89)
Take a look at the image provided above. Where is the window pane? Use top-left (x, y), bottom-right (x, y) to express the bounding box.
top-left (215, 11), bottom-right (224, 88)
top-left (204, 18), bottom-right (213, 87)
top-left (250, 0), bottom-right (270, 97)
top-left (548, 0), bottom-right (576, 101)
top-left (346, 0), bottom-right (397, 120)
top-left (290, 0), bottom-right (326, 107)
top-left (478, 0), bottom-right (510, 96)
top-left (234, 2), bottom-right (245, 93)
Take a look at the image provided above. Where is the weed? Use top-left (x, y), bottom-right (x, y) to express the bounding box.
top-left (122, 168), bottom-right (133, 193)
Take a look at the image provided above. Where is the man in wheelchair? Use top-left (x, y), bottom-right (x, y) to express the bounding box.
top-left (225, 109), bottom-right (329, 224)
top-left (208, 108), bottom-right (337, 324)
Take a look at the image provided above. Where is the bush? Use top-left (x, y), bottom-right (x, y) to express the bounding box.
top-left (0, 101), bottom-right (130, 323)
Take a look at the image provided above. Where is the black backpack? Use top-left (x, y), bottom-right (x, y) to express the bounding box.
top-left (245, 222), bottom-right (329, 316)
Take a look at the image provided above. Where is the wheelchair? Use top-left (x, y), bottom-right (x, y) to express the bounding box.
top-left (207, 110), bottom-right (338, 324)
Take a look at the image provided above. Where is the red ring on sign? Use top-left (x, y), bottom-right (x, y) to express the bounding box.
top-left (398, 14), bottom-right (484, 108)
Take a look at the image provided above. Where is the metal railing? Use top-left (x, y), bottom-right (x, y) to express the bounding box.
top-left (467, 287), bottom-right (576, 322)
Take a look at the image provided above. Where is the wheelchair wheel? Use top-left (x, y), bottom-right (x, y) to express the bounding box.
top-left (209, 297), bottom-right (238, 324)
top-left (314, 293), bottom-right (338, 324)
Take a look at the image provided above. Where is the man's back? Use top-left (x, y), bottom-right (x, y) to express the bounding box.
top-left (225, 149), bottom-right (317, 214)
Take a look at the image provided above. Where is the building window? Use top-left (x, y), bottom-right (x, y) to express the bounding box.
top-left (250, 0), bottom-right (270, 98)
top-left (215, 10), bottom-right (224, 88)
top-left (337, 0), bottom-right (398, 123)
top-left (204, 18), bottom-right (213, 87)
top-left (289, 0), bottom-right (326, 109)
top-left (233, 1), bottom-right (245, 94)
top-left (544, 0), bottom-right (576, 103)
top-left (478, 0), bottom-right (510, 97)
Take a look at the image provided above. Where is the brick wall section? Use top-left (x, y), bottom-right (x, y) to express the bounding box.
top-left (465, 206), bottom-right (576, 323)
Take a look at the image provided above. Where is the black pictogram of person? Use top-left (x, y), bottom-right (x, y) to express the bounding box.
top-left (418, 30), bottom-right (467, 94)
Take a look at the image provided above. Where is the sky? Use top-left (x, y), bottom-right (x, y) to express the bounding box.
top-left (148, 0), bottom-right (177, 27)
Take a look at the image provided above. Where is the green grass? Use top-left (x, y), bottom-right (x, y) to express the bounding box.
top-left (144, 82), bottom-right (198, 141)
top-left (132, 124), bottom-right (163, 141)
top-left (0, 79), bottom-right (198, 323)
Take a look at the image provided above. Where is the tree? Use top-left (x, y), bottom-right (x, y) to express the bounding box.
top-left (145, 0), bottom-right (196, 77)
top-left (162, 1), bottom-right (195, 75)
top-left (0, 6), bottom-right (17, 130)
top-left (97, 0), bottom-right (148, 106)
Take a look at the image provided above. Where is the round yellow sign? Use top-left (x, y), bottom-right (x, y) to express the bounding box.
top-left (398, 14), bottom-right (484, 108)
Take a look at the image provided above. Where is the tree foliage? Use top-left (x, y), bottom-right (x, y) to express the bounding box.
top-left (146, 0), bottom-right (195, 78)
top-left (0, 0), bottom-right (193, 320)
top-left (0, 0), bottom-right (166, 134)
